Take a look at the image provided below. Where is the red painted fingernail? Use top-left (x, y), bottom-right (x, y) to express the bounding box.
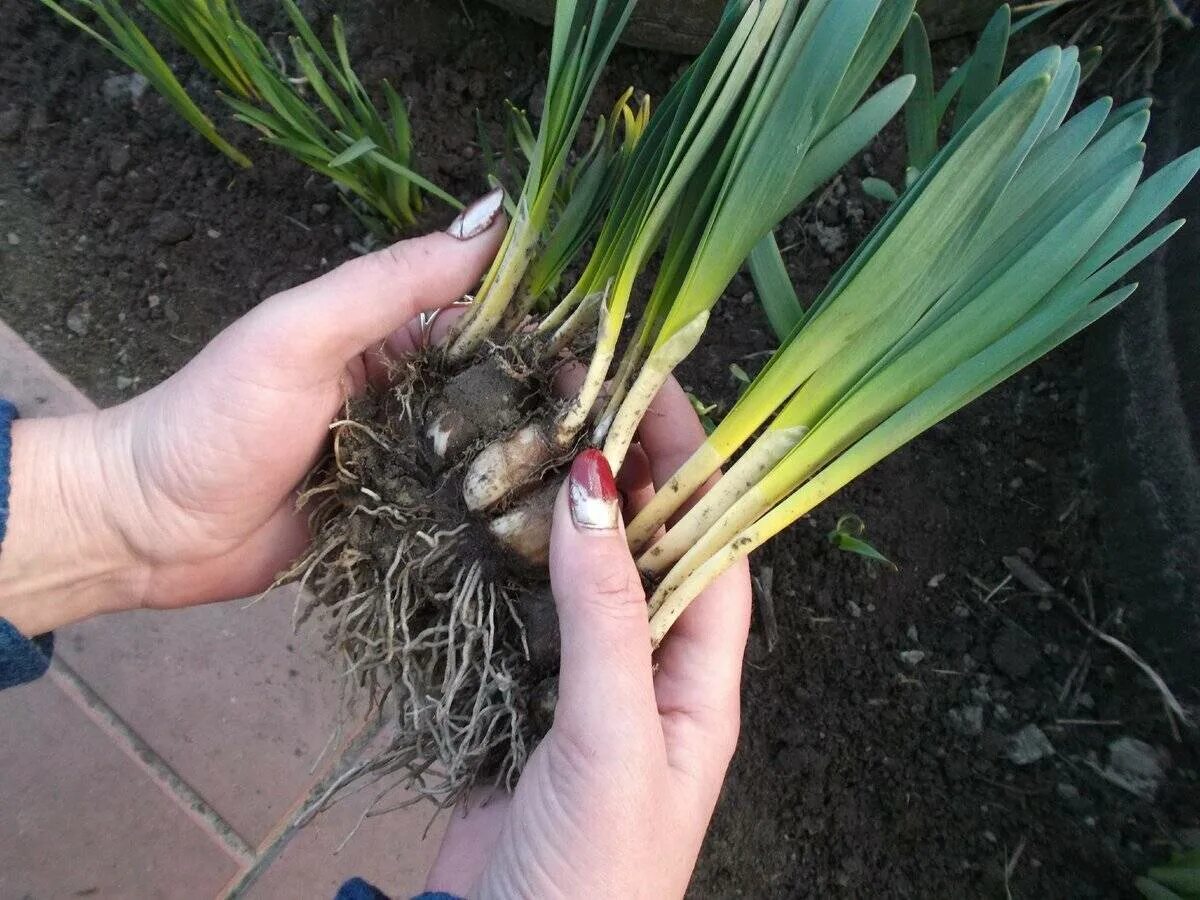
top-left (569, 449), bottom-right (620, 532)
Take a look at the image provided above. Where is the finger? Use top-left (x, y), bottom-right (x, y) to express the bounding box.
top-left (636, 376), bottom-right (720, 526)
top-left (360, 304), bottom-right (472, 389)
top-left (549, 450), bottom-right (657, 737)
top-left (636, 376), bottom-right (708, 491)
top-left (653, 558), bottom-right (750, 781)
top-left (617, 443), bottom-right (656, 520)
top-left (250, 189), bottom-right (506, 374)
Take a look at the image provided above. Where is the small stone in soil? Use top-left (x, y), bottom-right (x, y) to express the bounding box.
top-left (149, 211), bottom-right (194, 245)
top-left (6, 232), bottom-right (18, 245)
top-left (991, 624), bottom-right (1041, 680)
top-left (1102, 737), bottom-right (1168, 800)
top-left (101, 73), bottom-right (149, 105)
top-left (899, 650), bottom-right (926, 667)
top-left (948, 705), bottom-right (984, 737)
top-left (1005, 723), bottom-right (1054, 765)
top-left (65, 301), bottom-right (92, 337)
top-left (1056, 782), bottom-right (1080, 800)
top-left (108, 144), bottom-right (131, 176)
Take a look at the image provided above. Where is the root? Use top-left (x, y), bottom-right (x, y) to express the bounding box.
top-left (286, 363), bottom-right (562, 809)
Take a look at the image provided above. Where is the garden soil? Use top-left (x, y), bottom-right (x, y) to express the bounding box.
top-left (1, 1), bottom-right (1195, 896)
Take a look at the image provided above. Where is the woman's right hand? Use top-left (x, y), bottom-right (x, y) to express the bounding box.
top-left (426, 379), bottom-right (752, 899)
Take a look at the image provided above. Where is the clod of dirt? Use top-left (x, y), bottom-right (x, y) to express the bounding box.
top-left (424, 355), bottom-right (534, 464)
top-left (1005, 723), bottom-right (1055, 765)
top-left (991, 623), bottom-right (1042, 680)
top-left (149, 211), bottom-right (194, 246)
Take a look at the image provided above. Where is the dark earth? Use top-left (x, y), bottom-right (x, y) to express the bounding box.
top-left (1, 0), bottom-right (1197, 896)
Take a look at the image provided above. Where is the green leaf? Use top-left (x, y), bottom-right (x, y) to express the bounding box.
top-left (748, 232), bottom-right (806, 341)
top-left (951, 5), bottom-right (1011, 134)
top-left (1147, 866), bottom-right (1200, 895)
top-left (1135, 876), bottom-right (1185, 900)
top-left (828, 515), bottom-right (897, 569)
top-left (329, 135), bottom-right (379, 168)
top-left (902, 13), bottom-right (936, 171)
top-left (861, 176), bottom-right (898, 202)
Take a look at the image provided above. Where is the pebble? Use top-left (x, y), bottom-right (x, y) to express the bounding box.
top-left (948, 705), bottom-right (984, 737)
top-left (66, 300), bottom-right (92, 337)
top-left (907, 625), bottom-right (920, 643)
top-left (899, 650), bottom-right (926, 667)
top-left (1103, 737), bottom-right (1168, 799)
top-left (101, 73), bottom-right (150, 105)
top-left (1005, 723), bottom-right (1054, 765)
top-left (6, 232), bottom-right (18, 246)
top-left (108, 144), bottom-right (131, 176)
top-left (149, 211), bottom-right (194, 245)
top-left (927, 573), bottom-right (946, 589)
top-left (847, 600), bottom-right (862, 618)
top-left (116, 375), bottom-right (135, 390)
top-left (206, 228), bottom-right (221, 239)
top-left (0, 107), bottom-right (22, 142)
top-left (1056, 782), bottom-right (1079, 800)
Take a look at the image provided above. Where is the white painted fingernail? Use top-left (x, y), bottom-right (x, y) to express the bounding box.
top-left (446, 187), bottom-right (505, 240)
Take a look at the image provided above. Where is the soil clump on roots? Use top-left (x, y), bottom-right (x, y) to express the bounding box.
top-left (287, 343), bottom-right (565, 807)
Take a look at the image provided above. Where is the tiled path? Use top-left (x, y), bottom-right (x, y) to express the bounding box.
top-left (0, 317), bottom-right (443, 898)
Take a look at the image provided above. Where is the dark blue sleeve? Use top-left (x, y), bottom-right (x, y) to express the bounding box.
top-left (0, 398), bottom-right (53, 690)
top-left (334, 880), bottom-right (464, 900)
top-left (0, 398), bottom-right (13, 548)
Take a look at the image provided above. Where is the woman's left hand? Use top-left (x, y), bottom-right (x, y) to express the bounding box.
top-left (0, 192), bottom-right (506, 635)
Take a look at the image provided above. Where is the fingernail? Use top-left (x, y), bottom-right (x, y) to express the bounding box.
top-left (569, 449), bottom-right (620, 532)
top-left (446, 187), bottom-right (505, 240)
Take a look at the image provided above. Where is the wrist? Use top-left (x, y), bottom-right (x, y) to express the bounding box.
top-left (0, 414), bottom-right (149, 635)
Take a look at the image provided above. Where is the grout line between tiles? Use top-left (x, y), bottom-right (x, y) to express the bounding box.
top-left (218, 718), bottom-right (384, 899)
top-left (48, 655), bottom-right (257, 866)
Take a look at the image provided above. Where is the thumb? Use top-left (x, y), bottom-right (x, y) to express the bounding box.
top-left (549, 450), bottom-right (657, 734)
top-left (251, 188), bottom-right (506, 370)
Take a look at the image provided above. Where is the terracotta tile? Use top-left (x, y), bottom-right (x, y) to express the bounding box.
top-left (0, 675), bottom-right (240, 897)
top-left (0, 318), bottom-right (94, 415)
top-left (59, 588), bottom-right (353, 846)
top-left (243, 775), bottom-right (445, 899)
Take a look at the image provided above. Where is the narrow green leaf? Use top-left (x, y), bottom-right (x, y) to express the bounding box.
top-left (748, 232), bottom-right (805, 341)
top-left (952, 5), bottom-right (1011, 134)
top-left (329, 135), bottom-right (378, 168)
top-left (902, 13), bottom-right (936, 171)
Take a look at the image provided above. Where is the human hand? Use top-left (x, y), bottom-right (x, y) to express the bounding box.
top-left (425, 378), bottom-right (753, 899)
top-left (0, 190), bottom-right (506, 636)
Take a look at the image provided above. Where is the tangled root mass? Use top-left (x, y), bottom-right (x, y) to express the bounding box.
top-left (285, 345), bottom-right (565, 809)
